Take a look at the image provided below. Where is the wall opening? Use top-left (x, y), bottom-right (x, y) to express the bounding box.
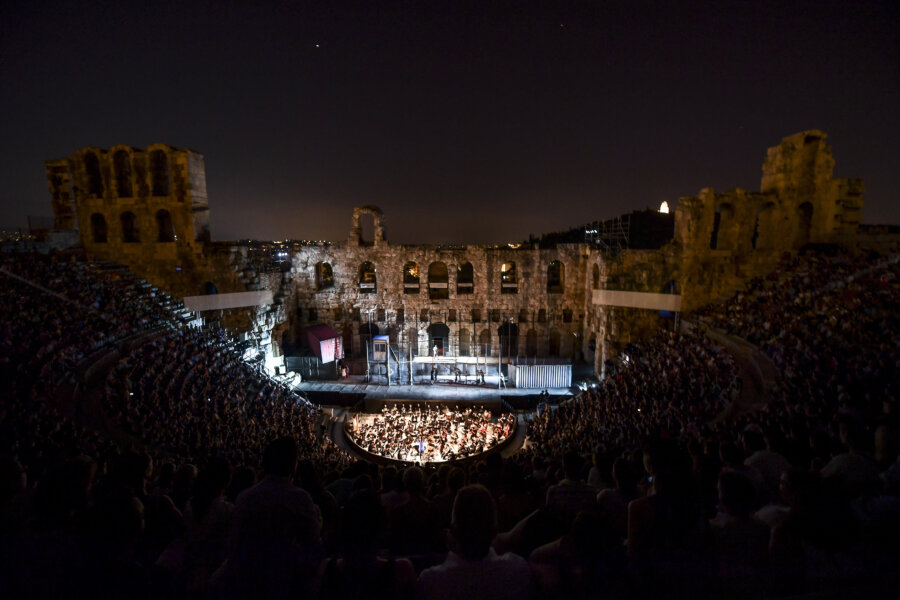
top-left (150, 150), bottom-right (170, 196)
top-left (500, 261), bottom-right (517, 294)
top-left (358, 262), bottom-right (376, 293)
top-left (114, 150), bottom-right (133, 198)
top-left (202, 281), bottom-right (218, 295)
top-left (403, 262), bottom-right (420, 294)
top-left (457, 260), bottom-right (474, 294)
top-left (752, 202), bottom-right (776, 250)
top-left (459, 328), bottom-right (471, 355)
top-left (525, 329), bottom-right (538, 357)
top-left (316, 262), bottom-right (334, 290)
top-left (479, 329), bottom-right (492, 357)
top-left (498, 322), bottom-right (519, 358)
top-left (710, 203), bottom-right (734, 250)
top-left (549, 330), bottom-right (561, 357)
top-left (428, 262), bottom-right (449, 300)
top-left (592, 264), bottom-right (600, 290)
top-left (120, 211), bottom-right (139, 243)
top-left (85, 152), bottom-right (103, 197)
top-left (427, 323), bottom-right (451, 356)
top-left (90, 213), bottom-right (107, 243)
top-left (547, 260), bottom-right (564, 294)
top-left (156, 209), bottom-right (175, 242)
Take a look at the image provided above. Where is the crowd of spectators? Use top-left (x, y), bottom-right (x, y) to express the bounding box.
top-left (1, 246), bottom-right (898, 599)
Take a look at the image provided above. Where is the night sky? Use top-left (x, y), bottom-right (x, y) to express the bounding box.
top-left (2, 1), bottom-right (898, 244)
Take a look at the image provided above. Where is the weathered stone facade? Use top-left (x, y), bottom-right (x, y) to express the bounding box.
top-left (47, 131), bottom-right (869, 380)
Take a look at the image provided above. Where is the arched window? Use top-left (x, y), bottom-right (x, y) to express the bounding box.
top-left (457, 260), bottom-right (474, 294)
top-left (120, 211), bottom-right (139, 243)
top-left (84, 152), bottom-right (103, 197)
top-left (547, 260), bottom-right (564, 294)
top-left (500, 261), bottom-right (517, 294)
top-left (428, 262), bottom-right (449, 300)
top-left (150, 150), bottom-right (170, 196)
top-left (316, 262), bottom-right (334, 290)
top-left (358, 262), bottom-right (376, 293)
top-left (459, 328), bottom-right (471, 356)
top-left (562, 308), bottom-right (573, 323)
top-left (710, 203), bottom-right (734, 250)
top-left (114, 150), bottom-right (133, 197)
top-left (479, 329), bottom-right (492, 357)
top-left (592, 264), bottom-right (600, 289)
top-left (203, 282), bottom-right (218, 295)
top-left (538, 308), bottom-right (547, 323)
top-left (549, 330), bottom-right (561, 357)
top-left (498, 322), bottom-right (518, 357)
top-left (525, 329), bottom-right (538, 357)
top-left (403, 262), bottom-right (420, 294)
top-left (156, 209), bottom-right (175, 242)
top-left (752, 202), bottom-right (776, 250)
top-left (797, 202), bottom-right (813, 246)
top-left (90, 213), bottom-right (107, 243)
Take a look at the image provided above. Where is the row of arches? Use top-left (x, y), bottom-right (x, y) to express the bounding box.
top-left (83, 149), bottom-right (171, 199)
top-left (350, 322), bottom-right (576, 358)
top-left (315, 259), bottom-right (569, 295)
top-left (90, 210), bottom-right (176, 243)
top-left (710, 201), bottom-right (814, 251)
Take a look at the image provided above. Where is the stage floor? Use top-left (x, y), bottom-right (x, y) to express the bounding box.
top-left (291, 373), bottom-right (575, 404)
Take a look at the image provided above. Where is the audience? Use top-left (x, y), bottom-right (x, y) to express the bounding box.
top-left (1, 246), bottom-right (898, 599)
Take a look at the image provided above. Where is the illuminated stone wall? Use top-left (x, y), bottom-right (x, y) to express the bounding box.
top-left (46, 131), bottom-right (871, 379)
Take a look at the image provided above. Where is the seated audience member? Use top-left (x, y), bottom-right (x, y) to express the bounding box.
top-left (389, 466), bottom-right (441, 558)
top-left (545, 451), bottom-right (597, 530)
top-left (708, 471), bottom-right (771, 599)
top-left (220, 436), bottom-right (323, 600)
top-left (315, 489), bottom-right (415, 600)
top-left (418, 484), bottom-right (535, 600)
top-left (597, 456), bottom-right (641, 542)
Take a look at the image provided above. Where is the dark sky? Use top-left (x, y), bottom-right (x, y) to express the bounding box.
top-left (2, 1), bottom-right (898, 244)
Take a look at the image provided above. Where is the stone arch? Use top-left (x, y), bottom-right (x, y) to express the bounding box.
top-left (113, 150), bottom-right (133, 197)
top-left (500, 261), bottom-right (517, 294)
top-left (710, 203), bottom-right (735, 250)
top-left (316, 262), bottom-right (334, 290)
top-left (348, 205), bottom-right (386, 246)
top-left (547, 260), bottom-right (564, 294)
top-left (427, 322), bottom-right (451, 355)
top-left (525, 329), bottom-right (538, 357)
top-left (549, 330), bottom-right (561, 357)
top-left (406, 327), bottom-right (419, 357)
top-left (156, 209), bottom-right (175, 242)
top-left (84, 151), bottom-right (103, 197)
top-left (752, 202), bottom-right (777, 250)
top-left (458, 327), bottom-right (471, 355)
top-left (202, 281), bottom-right (218, 295)
top-left (150, 149), bottom-right (170, 196)
top-left (120, 211), bottom-right (139, 243)
top-left (478, 329), bottom-right (492, 357)
top-left (796, 202), bottom-right (813, 246)
top-left (428, 261), bottom-right (449, 300)
top-left (403, 261), bottom-right (420, 294)
top-left (498, 322), bottom-right (519, 358)
top-left (358, 261), bottom-right (376, 293)
top-left (90, 213), bottom-right (107, 243)
top-left (592, 264), bottom-right (600, 290)
top-left (457, 260), bottom-right (474, 294)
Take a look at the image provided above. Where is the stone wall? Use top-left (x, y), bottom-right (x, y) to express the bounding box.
top-left (46, 131), bottom-right (871, 381)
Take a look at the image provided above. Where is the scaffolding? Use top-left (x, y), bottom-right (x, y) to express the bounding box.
top-left (585, 216), bottom-right (630, 254)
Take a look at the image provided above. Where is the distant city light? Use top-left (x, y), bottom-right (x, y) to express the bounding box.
top-left (659, 201), bottom-right (669, 214)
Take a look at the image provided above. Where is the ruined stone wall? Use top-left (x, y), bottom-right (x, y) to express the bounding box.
top-left (285, 209), bottom-right (588, 361)
top-left (45, 131), bottom-right (869, 381)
